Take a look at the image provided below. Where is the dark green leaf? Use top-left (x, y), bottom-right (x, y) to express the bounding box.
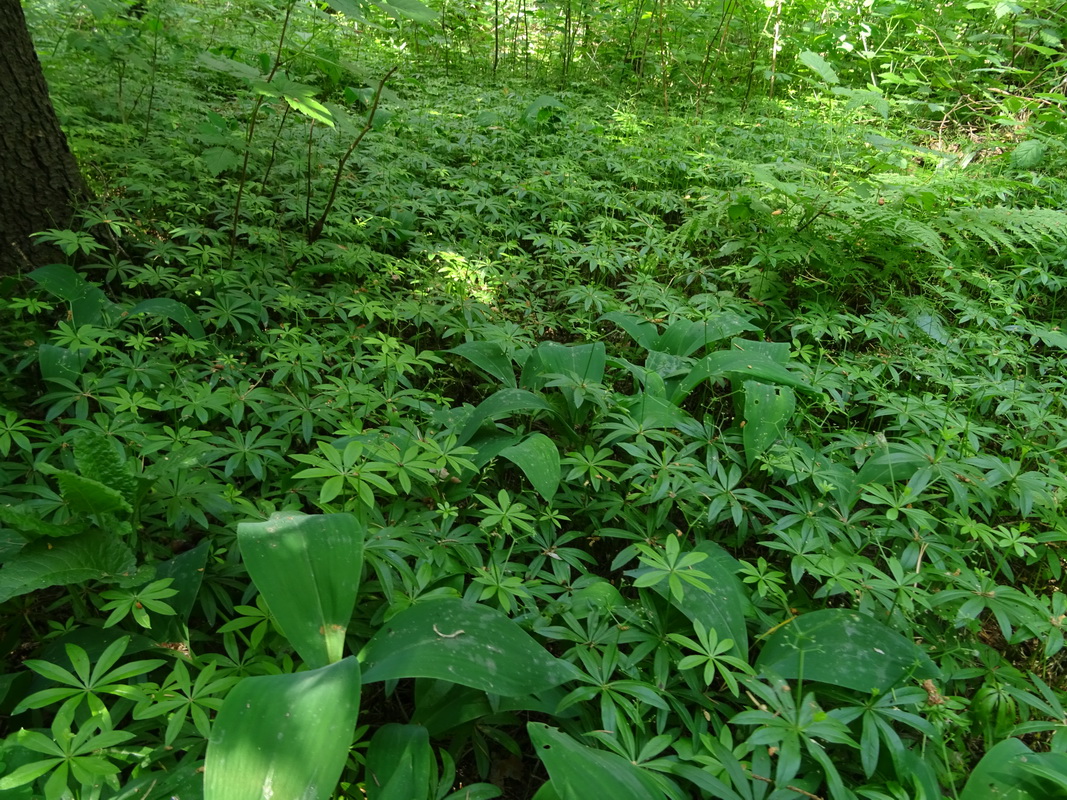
top-left (361, 599), bottom-right (577, 696)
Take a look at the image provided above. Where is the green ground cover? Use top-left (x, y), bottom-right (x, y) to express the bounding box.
top-left (4, 1), bottom-right (1067, 797)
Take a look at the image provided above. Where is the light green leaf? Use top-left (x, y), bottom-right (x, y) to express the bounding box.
top-left (673, 344), bottom-right (815, 402)
top-left (238, 512), bottom-right (365, 668)
top-left (0, 504), bottom-right (82, 541)
top-left (197, 51), bottom-right (261, 82)
top-left (500, 433), bottom-right (560, 501)
top-left (205, 658), bottom-right (361, 800)
top-left (285, 95), bottom-right (335, 127)
top-left (1012, 139), bottom-right (1046, 169)
top-left (324, 0), bottom-right (370, 19)
top-left (798, 50), bottom-right (839, 85)
top-left (372, 0), bottom-right (439, 23)
top-left (652, 542), bottom-right (749, 657)
top-left (756, 609), bottom-right (939, 692)
top-left (38, 344), bottom-right (91, 384)
top-left (521, 341), bottom-right (606, 389)
top-left (28, 264), bottom-right (112, 325)
top-left (360, 598), bottom-right (577, 696)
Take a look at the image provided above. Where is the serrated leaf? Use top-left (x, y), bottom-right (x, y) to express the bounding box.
top-left (199, 147), bottom-right (240, 176)
top-left (55, 471), bottom-right (132, 516)
top-left (0, 504), bottom-right (83, 541)
top-left (0, 531), bottom-right (136, 603)
top-left (285, 95), bottom-right (335, 127)
top-left (1012, 139), bottom-right (1046, 169)
top-left (74, 432), bottom-right (136, 505)
top-left (372, 0), bottom-right (439, 23)
top-left (197, 51), bottom-right (261, 82)
top-left (326, 0), bottom-right (371, 19)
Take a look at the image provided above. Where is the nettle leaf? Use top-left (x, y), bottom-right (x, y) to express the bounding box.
top-left (1011, 140), bottom-right (1046, 169)
top-left (372, 0), bottom-right (439, 23)
top-left (74, 432), bottom-right (136, 505)
top-left (360, 598), bottom-right (577, 696)
top-left (324, 0), bottom-right (369, 18)
top-left (197, 51), bottom-right (261, 82)
top-left (798, 50), bottom-right (839, 85)
top-left (56, 471), bottom-right (132, 517)
top-left (0, 504), bottom-right (83, 541)
top-left (285, 95), bottom-right (335, 127)
top-left (500, 433), bottom-right (560, 501)
top-left (0, 532), bottom-right (136, 603)
top-left (199, 146), bottom-right (240, 176)
top-left (756, 609), bottom-right (939, 692)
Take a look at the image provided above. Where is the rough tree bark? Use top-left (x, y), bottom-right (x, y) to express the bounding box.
top-left (0, 0), bottom-right (89, 277)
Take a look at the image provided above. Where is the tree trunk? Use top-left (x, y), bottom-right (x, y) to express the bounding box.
top-left (0, 0), bottom-right (89, 277)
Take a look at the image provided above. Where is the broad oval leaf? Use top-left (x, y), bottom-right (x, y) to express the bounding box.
top-left (500, 433), bottom-right (560, 501)
top-left (364, 724), bottom-right (434, 800)
top-left (742, 381), bottom-right (796, 466)
top-left (238, 512), bottom-right (365, 668)
top-left (449, 340), bottom-right (517, 388)
top-left (205, 658), bottom-right (361, 800)
top-left (756, 608), bottom-right (938, 692)
top-left (962, 738), bottom-right (1064, 799)
top-left (360, 598), bottom-right (577, 696)
top-left (528, 722), bottom-right (679, 799)
top-left (126, 298), bottom-right (207, 339)
top-left (457, 389), bottom-right (556, 445)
